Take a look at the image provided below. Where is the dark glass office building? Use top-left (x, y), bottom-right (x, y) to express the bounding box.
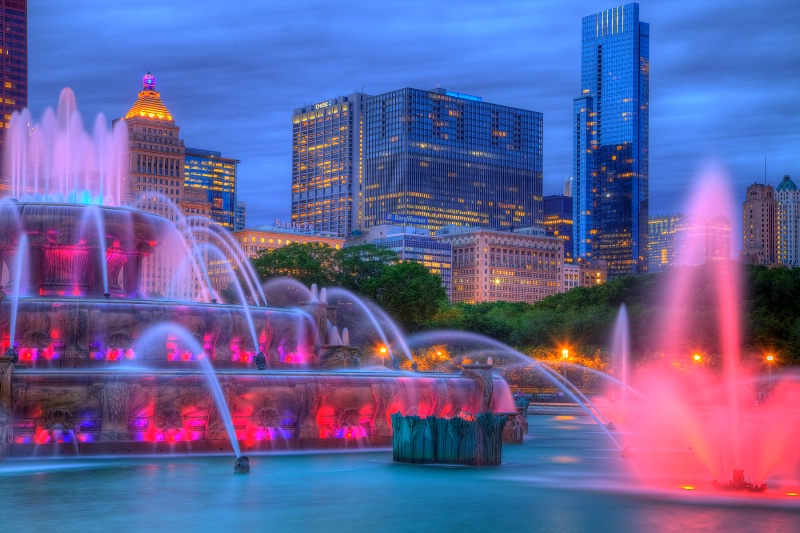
top-left (363, 88), bottom-right (542, 233)
top-left (544, 194), bottom-right (574, 263)
top-left (573, 3), bottom-right (649, 276)
top-left (184, 147), bottom-right (239, 229)
top-left (0, 0), bottom-right (26, 180)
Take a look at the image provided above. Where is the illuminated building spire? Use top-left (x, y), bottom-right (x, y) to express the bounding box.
top-left (124, 71), bottom-right (173, 121)
top-left (142, 71), bottom-right (157, 91)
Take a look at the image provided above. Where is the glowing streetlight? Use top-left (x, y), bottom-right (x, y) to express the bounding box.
top-left (692, 354), bottom-right (701, 392)
top-left (379, 345), bottom-right (387, 367)
top-left (561, 349), bottom-right (569, 378)
top-left (766, 354), bottom-right (774, 390)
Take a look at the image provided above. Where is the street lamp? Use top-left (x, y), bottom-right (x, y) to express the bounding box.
top-left (561, 349), bottom-right (569, 378)
top-left (379, 346), bottom-right (387, 368)
top-left (693, 354), bottom-right (701, 392)
top-left (766, 354), bottom-right (774, 390)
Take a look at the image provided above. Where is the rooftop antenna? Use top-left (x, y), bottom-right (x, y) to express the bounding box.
top-left (764, 156), bottom-right (767, 185)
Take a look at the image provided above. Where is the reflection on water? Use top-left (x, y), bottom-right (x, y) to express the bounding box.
top-left (1, 416), bottom-right (798, 532)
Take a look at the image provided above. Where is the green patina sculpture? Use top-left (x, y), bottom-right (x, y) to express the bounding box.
top-left (391, 412), bottom-right (507, 466)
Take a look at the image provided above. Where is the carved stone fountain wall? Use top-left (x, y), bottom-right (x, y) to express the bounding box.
top-left (5, 370), bottom-right (491, 456)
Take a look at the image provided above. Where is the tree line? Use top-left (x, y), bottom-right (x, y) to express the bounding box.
top-left (238, 243), bottom-right (800, 367)
top-left (242, 242), bottom-right (447, 331)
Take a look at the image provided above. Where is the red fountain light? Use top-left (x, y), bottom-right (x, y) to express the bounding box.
top-left (613, 168), bottom-right (799, 496)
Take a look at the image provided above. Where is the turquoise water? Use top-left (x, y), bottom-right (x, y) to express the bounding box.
top-left (1, 415), bottom-right (798, 532)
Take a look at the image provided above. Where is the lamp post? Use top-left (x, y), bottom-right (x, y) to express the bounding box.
top-left (561, 349), bottom-right (569, 379)
top-left (379, 346), bottom-right (387, 368)
top-left (766, 354), bottom-right (774, 390)
top-left (693, 354), bottom-right (701, 392)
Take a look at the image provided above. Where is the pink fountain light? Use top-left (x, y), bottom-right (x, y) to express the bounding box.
top-left (5, 88), bottom-right (129, 206)
top-left (619, 166), bottom-right (800, 495)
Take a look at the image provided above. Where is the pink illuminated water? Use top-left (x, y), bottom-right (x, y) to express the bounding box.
top-left (609, 304), bottom-right (630, 421)
top-left (5, 88), bottom-right (128, 206)
top-left (620, 167), bottom-right (800, 494)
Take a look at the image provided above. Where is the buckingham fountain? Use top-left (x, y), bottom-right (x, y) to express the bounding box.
top-left (0, 88), bottom-right (516, 460)
top-left (1, 86), bottom-right (799, 528)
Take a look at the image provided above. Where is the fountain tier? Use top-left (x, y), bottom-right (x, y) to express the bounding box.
top-left (0, 202), bottom-right (173, 298)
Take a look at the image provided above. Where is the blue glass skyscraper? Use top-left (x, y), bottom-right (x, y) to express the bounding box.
top-left (573, 3), bottom-right (649, 276)
top-left (184, 147), bottom-right (239, 230)
top-left (363, 88), bottom-right (542, 233)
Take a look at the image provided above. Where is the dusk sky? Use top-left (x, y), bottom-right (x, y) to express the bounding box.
top-left (29, 0), bottom-right (800, 228)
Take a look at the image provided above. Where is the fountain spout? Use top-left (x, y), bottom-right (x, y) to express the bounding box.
top-left (620, 445), bottom-right (636, 459)
top-left (234, 456), bottom-right (250, 474)
top-left (3, 348), bottom-right (17, 364)
top-left (711, 470), bottom-right (767, 493)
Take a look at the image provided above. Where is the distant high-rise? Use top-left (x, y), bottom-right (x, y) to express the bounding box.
top-left (0, 0), bottom-right (27, 181)
top-left (120, 72), bottom-right (186, 215)
top-left (291, 93), bottom-right (368, 238)
top-left (648, 213), bottom-right (683, 272)
top-left (235, 201), bottom-right (246, 231)
top-left (740, 183), bottom-right (777, 265)
top-left (120, 72), bottom-right (206, 299)
top-left (563, 177), bottom-right (574, 197)
top-left (675, 215), bottom-right (731, 266)
top-left (573, 3), bottom-right (649, 277)
top-left (776, 175), bottom-right (800, 267)
top-left (363, 88), bottom-right (543, 233)
top-left (184, 147), bottom-right (240, 230)
top-left (543, 195), bottom-right (574, 263)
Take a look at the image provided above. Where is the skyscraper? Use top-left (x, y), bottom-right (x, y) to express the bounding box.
top-left (120, 72), bottom-right (207, 299)
top-left (543, 194), bottom-right (574, 263)
top-left (184, 147), bottom-right (240, 230)
top-left (740, 183), bottom-right (777, 265)
top-left (235, 201), bottom-right (247, 231)
top-left (776, 175), bottom-right (800, 267)
top-left (121, 72), bottom-right (186, 216)
top-left (0, 0), bottom-right (27, 181)
top-left (291, 93), bottom-right (368, 238)
top-left (648, 213), bottom-right (684, 272)
top-left (363, 88), bottom-right (542, 233)
top-left (675, 215), bottom-right (731, 266)
top-left (573, 3), bottom-right (649, 277)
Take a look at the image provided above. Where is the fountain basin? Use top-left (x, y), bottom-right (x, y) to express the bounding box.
top-left (1, 368), bottom-right (508, 458)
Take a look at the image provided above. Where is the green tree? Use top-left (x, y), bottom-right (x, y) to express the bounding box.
top-left (363, 260), bottom-right (447, 332)
top-left (251, 242), bottom-right (339, 287)
top-left (336, 244), bottom-right (398, 290)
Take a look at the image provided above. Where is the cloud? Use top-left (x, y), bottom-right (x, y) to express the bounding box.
top-left (28, 0), bottom-right (800, 227)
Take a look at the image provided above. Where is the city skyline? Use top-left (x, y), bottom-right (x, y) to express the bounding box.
top-left (28, 0), bottom-right (800, 228)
